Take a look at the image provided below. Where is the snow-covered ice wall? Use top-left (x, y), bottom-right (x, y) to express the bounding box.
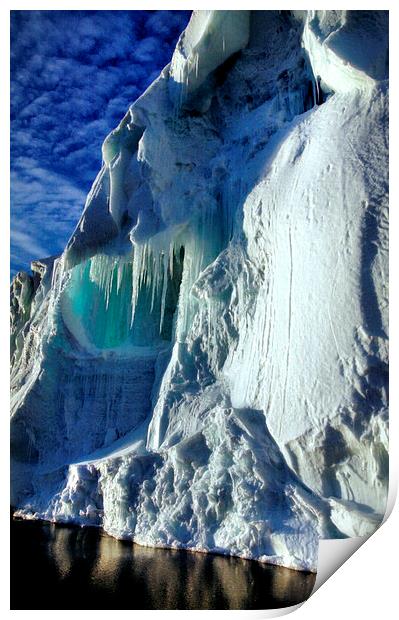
top-left (11, 10), bottom-right (388, 571)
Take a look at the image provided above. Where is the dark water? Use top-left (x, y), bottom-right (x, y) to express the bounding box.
top-left (11, 519), bottom-right (315, 610)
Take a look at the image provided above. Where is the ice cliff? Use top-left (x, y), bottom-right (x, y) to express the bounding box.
top-left (11, 10), bottom-right (389, 571)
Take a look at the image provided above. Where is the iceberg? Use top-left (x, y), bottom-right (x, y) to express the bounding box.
top-left (11, 10), bottom-right (388, 572)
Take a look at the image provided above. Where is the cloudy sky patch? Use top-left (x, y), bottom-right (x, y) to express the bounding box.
top-left (10, 10), bottom-right (191, 277)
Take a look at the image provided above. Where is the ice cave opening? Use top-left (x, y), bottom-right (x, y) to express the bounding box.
top-left (61, 245), bottom-right (185, 349)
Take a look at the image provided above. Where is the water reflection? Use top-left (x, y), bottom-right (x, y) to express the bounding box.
top-left (11, 519), bottom-right (315, 610)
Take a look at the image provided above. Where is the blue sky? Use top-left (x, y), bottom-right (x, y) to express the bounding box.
top-left (10, 10), bottom-right (191, 277)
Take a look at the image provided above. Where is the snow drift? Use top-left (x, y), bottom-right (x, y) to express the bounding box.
top-left (11, 10), bottom-right (389, 572)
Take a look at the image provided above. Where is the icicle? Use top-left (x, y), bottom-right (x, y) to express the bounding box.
top-left (315, 77), bottom-right (320, 105)
top-left (150, 249), bottom-right (159, 313)
top-left (169, 242), bottom-right (175, 281)
top-left (89, 255), bottom-right (114, 310)
top-left (159, 251), bottom-right (169, 335)
top-left (117, 261), bottom-right (123, 294)
top-left (130, 245), bottom-right (146, 328)
top-left (311, 76), bottom-right (321, 107)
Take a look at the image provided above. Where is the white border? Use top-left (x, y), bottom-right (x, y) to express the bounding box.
top-left (2, 2), bottom-right (397, 618)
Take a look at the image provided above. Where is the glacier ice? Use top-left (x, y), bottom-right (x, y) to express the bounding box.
top-left (11, 10), bottom-right (388, 572)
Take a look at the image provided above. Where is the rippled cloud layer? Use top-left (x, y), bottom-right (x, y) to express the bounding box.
top-left (11, 10), bottom-right (191, 276)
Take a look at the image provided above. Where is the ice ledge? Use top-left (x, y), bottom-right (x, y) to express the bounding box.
top-left (303, 10), bottom-right (388, 93)
top-left (169, 10), bottom-right (250, 110)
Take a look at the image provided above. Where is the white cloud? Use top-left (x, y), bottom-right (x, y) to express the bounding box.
top-left (11, 228), bottom-right (48, 262)
top-left (11, 159), bottom-right (87, 273)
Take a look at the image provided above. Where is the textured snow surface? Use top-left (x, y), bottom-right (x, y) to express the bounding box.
top-left (11, 10), bottom-right (388, 572)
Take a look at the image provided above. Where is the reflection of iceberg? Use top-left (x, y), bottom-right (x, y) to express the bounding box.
top-left (11, 10), bottom-right (388, 573)
top-left (91, 534), bottom-right (127, 593)
top-left (12, 520), bottom-right (316, 609)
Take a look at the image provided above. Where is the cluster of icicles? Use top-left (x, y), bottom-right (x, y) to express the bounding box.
top-left (47, 211), bottom-right (223, 351)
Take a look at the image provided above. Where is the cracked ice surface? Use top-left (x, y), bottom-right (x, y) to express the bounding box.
top-left (11, 10), bottom-right (388, 571)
